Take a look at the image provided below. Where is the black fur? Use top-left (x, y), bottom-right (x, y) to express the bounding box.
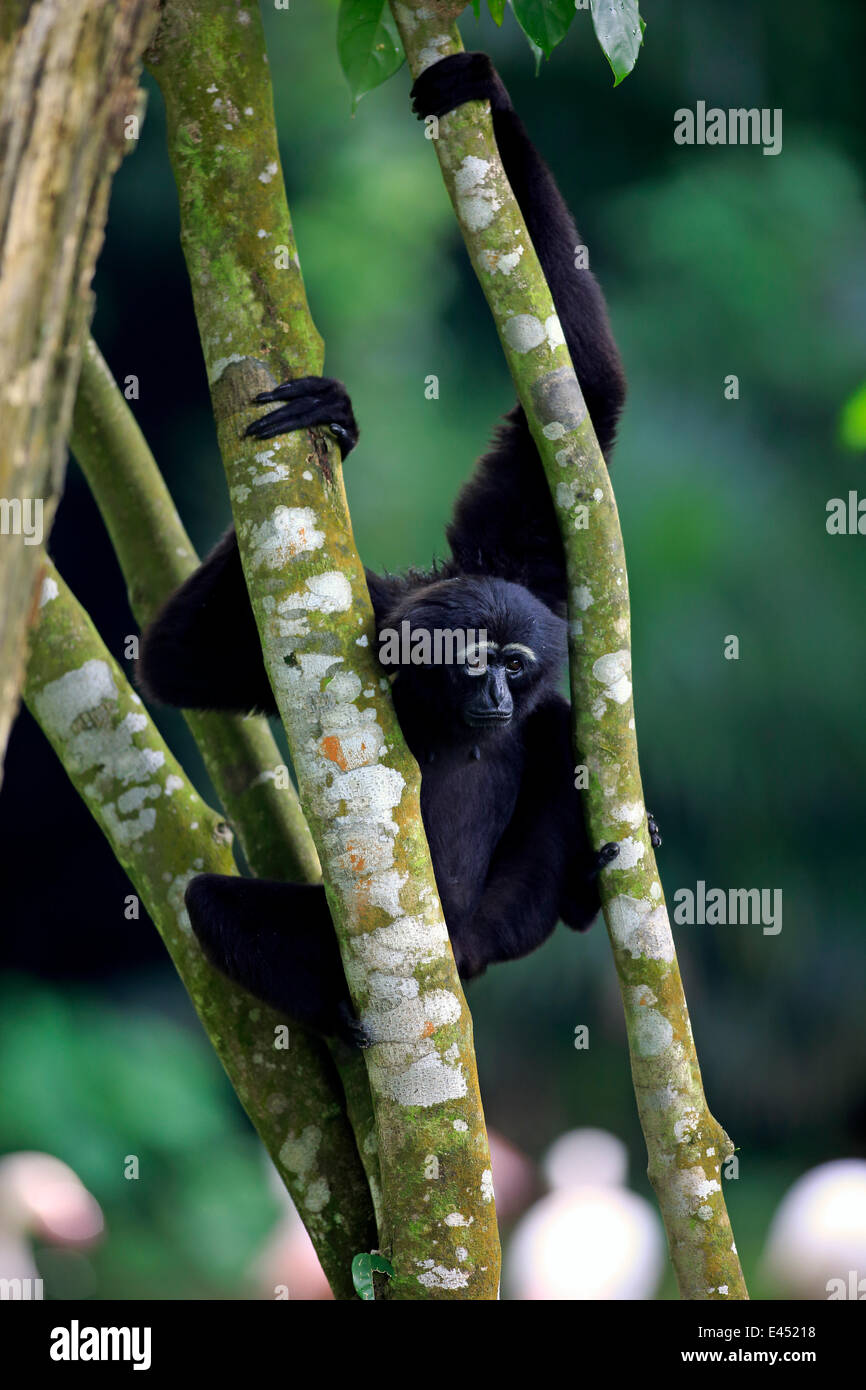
top-left (137, 53), bottom-right (628, 1041)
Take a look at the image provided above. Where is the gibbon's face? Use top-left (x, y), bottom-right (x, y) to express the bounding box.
top-left (380, 575), bottom-right (567, 733)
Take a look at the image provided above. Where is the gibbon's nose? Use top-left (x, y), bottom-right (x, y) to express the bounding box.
top-left (466, 670), bottom-right (513, 724)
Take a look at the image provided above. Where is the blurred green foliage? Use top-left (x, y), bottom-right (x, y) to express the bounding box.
top-left (2, 0), bottom-right (864, 1298)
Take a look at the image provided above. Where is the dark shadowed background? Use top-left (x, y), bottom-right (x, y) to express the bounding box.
top-left (1, 0), bottom-right (864, 1298)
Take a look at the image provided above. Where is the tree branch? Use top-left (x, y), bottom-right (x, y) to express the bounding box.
top-left (390, 0), bottom-right (748, 1301)
top-left (71, 334), bottom-right (321, 885)
top-left (71, 330), bottom-right (385, 1266)
top-left (0, 0), bottom-right (158, 784)
top-left (145, 0), bottom-right (500, 1299)
top-left (23, 557), bottom-right (376, 1300)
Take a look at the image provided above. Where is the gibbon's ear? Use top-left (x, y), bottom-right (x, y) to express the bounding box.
top-left (185, 875), bottom-right (369, 1047)
top-left (137, 528), bottom-right (277, 715)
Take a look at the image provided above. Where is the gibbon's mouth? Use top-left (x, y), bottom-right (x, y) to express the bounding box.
top-left (464, 711), bottom-right (513, 728)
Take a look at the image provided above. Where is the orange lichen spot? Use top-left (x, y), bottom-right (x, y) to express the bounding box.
top-left (346, 843), bottom-right (366, 874)
top-left (422, 1021), bottom-right (435, 1038)
top-left (320, 734), bottom-right (349, 771)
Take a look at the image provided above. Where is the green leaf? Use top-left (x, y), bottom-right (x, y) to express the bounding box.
top-left (839, 381), bottom-right (866, 451)
top-left (488, 0), bottom-right (507, 23)
top-left (590, 0), bottom-right (645, 86)
top-left (337, 0), bottom-right (405, 109)
top-left (471, 0), bottom-right (481, 16)
top-left (512, 0), bottom-right (576, 58)
top-left (352, 1251), bottom-right (395, 1299)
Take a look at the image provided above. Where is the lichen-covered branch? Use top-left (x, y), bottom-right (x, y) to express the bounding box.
top-left (146, 0), bottom-right (499, 1299)
top-left (71, 331), bottom-right (384, 1247)
top-left (23, 558), bottom-right (375, 1300)
top-left (0, 0), bottom-right (158, 785)
top-left (71, 334), bottom-right (321, 885)
top-left (392, 0), bottom-right (748, 1300)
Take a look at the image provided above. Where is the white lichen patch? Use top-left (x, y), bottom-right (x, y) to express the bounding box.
top-left (165, 774), bottom-right (184, 796)
top-left (644, 1083), bottom-right (681, 1111)
top-left (454, 155), bottom-right (500, 231)
top-left (303, 1177), bottom-right (330, 1213)
top-left (372, 1047), bottom-right (467, 1108)
top-left (299, 571), bottom-right (352, 614)
top-left (674, 1108), bottom-right (701, 1144)
top-left (592, 649), bottom-right (632, 707)
top-left (274, 571), bottom-right (353, 638)
top-left (503, 314), bottom-right (546, 354)
top-left (34, 662), bottom-right (167, 838)
top-left (481, 1168), bottom-right (495, 1204)
top-left (354, 914), bottom-right (443, 976)
top-left (453, 1119), bottom-right (468, 1132)
top-left (231, 485), bottom-right (251, 503)
top-left (543, 421), bottom-right (566, 440)
top-left (611, 800), bottom-right (644, 828)
top-left (607, 894), bottom-right (675, 963)
top-left (416, 1264), bottom-right (469, 1289)
top-left (279, 1124), bottom-right (322, 1178)
top-left (671, 1166), bottom-right (722, 1219)
top-left (610, 836), bottom-right (645, 870)
top-left (248, 506), bottom-right (325, 570)
top-left (572, 585), bottom-right (594, 610)
top-left (632, 1007), bottom-right (674, 1058)
top-left (479, 244), bottom-right (524, 276)
top-left (101, 801), bottom-right (157, 845)
top-left (40, 576), bottom-right (58, 606)
top-left (258, 160), bottom-right (278, 184)
top-left (444, 1212), bottom-right (473, 1227)
top-left (116, 784), bottom-right (160, 814)
top-left (34, 659), bottom-right (116, 736)
top-left (416, 32), bottom-right (452, 69)
top-left (252, 462), bottom-right (291, 486)
top-left (167, 871), bottom-right (198, 935)
top-left (365, 977), bottom-right (461, 1043)
top-left (545, 313), bottom-right (565, 347)
top-left (363, 869), bottom-right (407, 919)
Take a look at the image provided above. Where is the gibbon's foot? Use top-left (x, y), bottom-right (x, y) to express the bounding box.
top-left (244, 375), bottom-right (358, 458)
top-left (336, 999), bottom-right (372, 1050)
top-left (647, 814), bottom-right (663, 849)
top-left (593, 841), bottom-right (621, 876)
top-left (410, 51), bottom-right (510, 121)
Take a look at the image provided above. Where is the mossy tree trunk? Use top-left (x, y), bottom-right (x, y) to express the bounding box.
top-left (23, 557), bottom-right (376, 1299)
top-left (390, 0), bottom-right (748, 1301)
top-left (145, 0), bottom-right (500, 1299)
top-left (0, 0), bottom-right (158, 784)
top-left (70, 334), bottom-right (385, 1280)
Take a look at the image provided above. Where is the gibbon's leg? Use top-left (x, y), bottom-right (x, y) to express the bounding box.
top-left (185, 874), bottom-right (370, 1048)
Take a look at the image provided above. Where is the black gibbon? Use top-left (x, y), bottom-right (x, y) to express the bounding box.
top-left (138, 52), bottom-right (657, 1045)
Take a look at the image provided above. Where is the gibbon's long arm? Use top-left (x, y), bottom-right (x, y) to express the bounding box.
top-left (411, 53), bottom-right (626, 615)
top-left (138, 53), bottom-right (626, 709)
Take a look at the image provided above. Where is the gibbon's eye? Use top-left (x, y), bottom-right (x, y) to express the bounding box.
top-left (505, 655), bottom-right (523, 676)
